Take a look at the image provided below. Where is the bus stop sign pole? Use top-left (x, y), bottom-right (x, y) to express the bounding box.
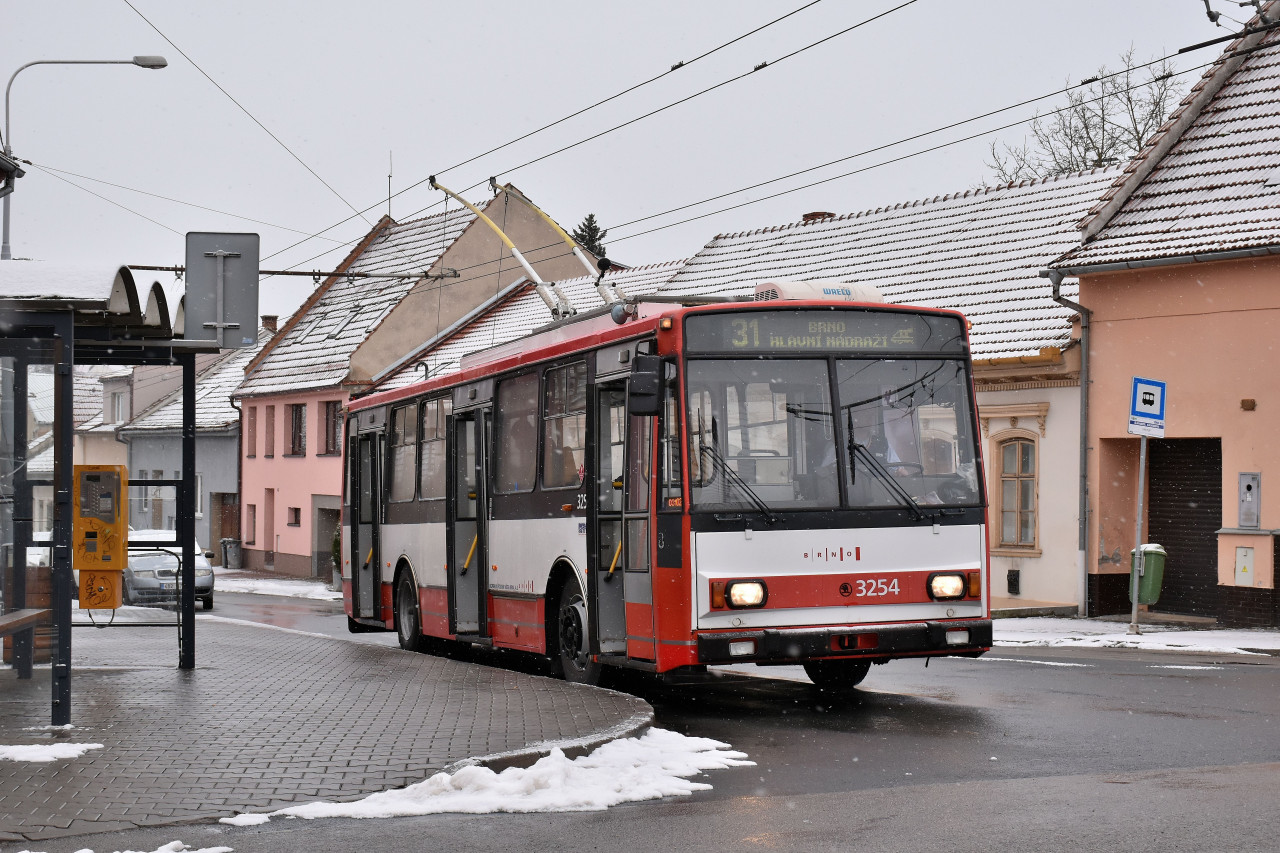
top-left (1127, 377), bottom-right (1167, 635)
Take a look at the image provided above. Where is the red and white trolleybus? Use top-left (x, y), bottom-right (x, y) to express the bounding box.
top-left (343, 287), bottom-right (990, 687)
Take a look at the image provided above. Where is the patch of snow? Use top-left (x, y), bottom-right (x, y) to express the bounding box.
top-left (994, 617), bottom-right (1280, 656)
top-left (214, 571), bottom-right (341, 600)
top-left (221, 727), bottom-right (751, 825)
top-left (0, 742), bottom-right (102, 762)
top-left (17, 843), bottom-right (232, 853)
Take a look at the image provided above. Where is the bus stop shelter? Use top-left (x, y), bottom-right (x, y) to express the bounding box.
top-left (0, 261), bottom-right (225, 725)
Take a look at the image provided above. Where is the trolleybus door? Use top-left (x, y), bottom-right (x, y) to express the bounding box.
top-left (448, 408), bottom-right (490, 637)
top-left (592, 381), bottom-right (655, 659)
top-left (352, 431), bottom-right (381, 620)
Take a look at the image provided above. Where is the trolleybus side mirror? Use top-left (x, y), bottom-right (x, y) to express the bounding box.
top-left (628, 354), bottom-right (662, 416)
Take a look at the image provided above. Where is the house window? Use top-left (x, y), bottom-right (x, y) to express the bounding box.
top-left (194, 473), bottom-right (203, 519)
top-left (542, 362), bottom-right (587, 489)
top-left (388, 405), bottom-right (417, 502)
top-left (246, 504), bottom-right (257, 545)
top-left (999, 438), bottom-right (1037, 547)
top-left (322, 401), bottom-right (343, 455)
top-left (246, 406), bottom-right (257, 458)
top-left (288, 403), bottom-right (307, 455)
top-left (287, 507), bottom-right (301, 526)
top-left (265, 406), bottom-right (276, 457)
top-left (418, 397), bottom-right (451, 500)
top-left (109, 391), bottom-right (128, 424)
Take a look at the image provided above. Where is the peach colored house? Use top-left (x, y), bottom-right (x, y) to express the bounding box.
top-left (234, 190), bottom-right (600, 576)
top-left (1050, 5), bottom-right (1280, 626)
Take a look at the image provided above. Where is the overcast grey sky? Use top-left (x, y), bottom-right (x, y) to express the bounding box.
top-left (7, 1), bottom-right (1235, 318)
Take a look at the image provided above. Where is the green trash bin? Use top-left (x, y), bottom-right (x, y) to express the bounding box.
top-left (1128, 543), bottom-right (1167, 605)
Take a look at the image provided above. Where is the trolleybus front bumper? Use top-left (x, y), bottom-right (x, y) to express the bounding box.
top-left (696, 619), bottom-right (992, 665)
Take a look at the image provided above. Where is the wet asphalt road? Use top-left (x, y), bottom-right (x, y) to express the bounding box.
top-left (79, 591), bottom-right (1270, 853)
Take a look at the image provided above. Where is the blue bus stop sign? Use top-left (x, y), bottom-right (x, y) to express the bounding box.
top-left (1128, 377), bottom-right (1166, 438)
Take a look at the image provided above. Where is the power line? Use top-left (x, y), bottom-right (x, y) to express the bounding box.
top-left (121, 0), bottom-right (372, 229)
top-left (29, 163), bottom-right (182, 236)
top-left (605, 52), bottom-right (1195, 237)
top-left (407, 1), bottom-right (924, 216)
top-left (608, 59), bottom-right (1219, 245)
top-left (26, 160), bottom-right (347, 244)
top-left (256, 0), bottom-right (877, 267)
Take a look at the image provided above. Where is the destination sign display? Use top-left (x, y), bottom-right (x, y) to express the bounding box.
top-left (684, 310), bottom-right (967, 355)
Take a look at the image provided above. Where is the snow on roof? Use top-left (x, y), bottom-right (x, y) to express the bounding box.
top-left (236, 209), bottom-right (475, 398)
top-left (373, 260), bottom-right (689, 393)
top-left (0, 261), bottom-right (132, 305)
top-left (1059, 12), bottom-right (1280, 267)
top-left (656, 169), bottom-right (1121, 359)
top-left (123, 329), bottom-right (273, 432)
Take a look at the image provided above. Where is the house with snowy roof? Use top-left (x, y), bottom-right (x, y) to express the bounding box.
top-left (363, 169), bottom-right (1124, 611)
top-left (1049, 1), bottom-right (1280, 626)
top-left (233, 189), bottom-right (602, 577)
top-left (117, 328), bottom-right (273, 557)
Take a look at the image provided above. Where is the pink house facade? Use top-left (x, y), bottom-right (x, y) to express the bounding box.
top-left (1051, 6), bottom-right (1280, 625)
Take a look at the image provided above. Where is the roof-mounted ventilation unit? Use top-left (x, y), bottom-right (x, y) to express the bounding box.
top-left (753, 280), bottom-right (883, 303)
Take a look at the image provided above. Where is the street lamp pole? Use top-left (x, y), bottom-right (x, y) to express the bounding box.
top-left (1, 56), bottom-right (167, 260)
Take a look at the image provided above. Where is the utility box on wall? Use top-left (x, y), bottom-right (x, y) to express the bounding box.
top-left (1238, 472), bottom-right (1261, 528)
top-left (1235, 546), bottom-right (1255, 586)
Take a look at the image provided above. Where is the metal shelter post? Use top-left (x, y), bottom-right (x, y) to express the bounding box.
top-left (179, 349), bottom-right (196, 668)
top-left (51, 312), bottom-right (74, 724)
top-left (10, 354), bottom-right (33, 677)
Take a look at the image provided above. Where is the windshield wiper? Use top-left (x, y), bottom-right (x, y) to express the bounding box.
top-left (846, 417), bottom-right (926, 521)
top-left (699, 444), bottom-right (780, 524)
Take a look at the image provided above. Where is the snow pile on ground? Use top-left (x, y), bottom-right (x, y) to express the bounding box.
top-left (995, 617), bottom-right (1280, 655)
top-left (222, 727), bottom-right (752, 825)
top-left (18, 842), bottom-right (231, 853)
top-left (213, 571), bottom-right (341, 600)
top-left (0, 742), bottom-right (102, 762)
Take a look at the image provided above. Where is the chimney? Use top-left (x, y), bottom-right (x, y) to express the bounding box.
top-left (261, 314), bottom-right (278, 333)
top-left (802, 211), bottom-right (835, 223)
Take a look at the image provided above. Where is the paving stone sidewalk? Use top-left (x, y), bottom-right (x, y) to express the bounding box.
top-left (0, 621), bottom-right (652, 842)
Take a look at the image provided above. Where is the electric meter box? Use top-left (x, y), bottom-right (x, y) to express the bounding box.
top-left (74, 464), bottom-right (128, 609)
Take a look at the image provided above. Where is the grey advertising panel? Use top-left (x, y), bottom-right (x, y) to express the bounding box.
top-left (184, 232), bottom-right (260, 348)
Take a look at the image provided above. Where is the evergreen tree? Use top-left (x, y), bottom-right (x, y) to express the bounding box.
top-left (571, 213), bottom-right (607, 257)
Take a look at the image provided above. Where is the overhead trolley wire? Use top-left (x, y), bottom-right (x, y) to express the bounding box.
top-left (257, 0), bottom-right (899, 270)
top-left (607, 59), bottom-right (1218, 245)
top-left (121, 0), bottom-right (373, 230)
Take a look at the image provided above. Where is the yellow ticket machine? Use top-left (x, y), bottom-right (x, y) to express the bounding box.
top-left (74, 465), bottom-right (128, 609)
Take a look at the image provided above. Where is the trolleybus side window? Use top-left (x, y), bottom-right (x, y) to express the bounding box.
top-left (659, 366), bottom-right (683, 511)
top-left (418, 397), bottom-right (450, 500)
top-left (388, 405), bottom-right (416, 502)
top-left (494, 372), bottom-right (539, 494)
top-left (542, 362), bottom-right (587, 489)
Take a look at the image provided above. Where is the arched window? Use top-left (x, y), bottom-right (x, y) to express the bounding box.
top-left (999, 437), bottom-right (1036, 547)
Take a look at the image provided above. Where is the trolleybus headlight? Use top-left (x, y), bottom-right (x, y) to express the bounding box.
top-left (725, 580), bottom-right (768, 609)
top-left (927, 572), bottom-right (966, 601)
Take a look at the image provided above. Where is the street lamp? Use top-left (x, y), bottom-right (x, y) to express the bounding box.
top-left (1, 56), bottom-right (168, 260)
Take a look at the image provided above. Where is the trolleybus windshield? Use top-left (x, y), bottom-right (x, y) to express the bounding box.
top-left (684, 310), bottom-right (981, 514)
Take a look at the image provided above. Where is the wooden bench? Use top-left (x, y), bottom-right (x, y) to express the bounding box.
top-left (0, 608), bottom-right (51, 637)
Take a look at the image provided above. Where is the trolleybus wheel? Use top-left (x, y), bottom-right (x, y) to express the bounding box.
top-left (557, 579), bottom-right (601, 685)
top-left (396, 572), bottom-right (427, 653)
top-left (803, 658), bottom-right (872, 690)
